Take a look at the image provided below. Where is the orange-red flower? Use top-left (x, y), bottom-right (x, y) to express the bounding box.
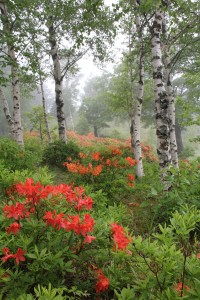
top-left (1, 247), bottom-right (26, 265)
top-left (127, 174), bottom-right (135, 181)
top-left (125, 157), bottom-right (136, 166)
top-left (112, 148), bottom-right (122, 156)
top-left (95, 269), bottom-right (110, 293)
top-left (4, 202), bottom-right (26, 220)
top-left (6, 222), bottom-right (21, 235)
top-left (92, 165), bottom-right (102, 176)
top-left (174, 282), bottom-right (190, 296)
top-left (110, 223), bottom-right (132, 250)
top-left (91, 152), bottom-right (101, 161)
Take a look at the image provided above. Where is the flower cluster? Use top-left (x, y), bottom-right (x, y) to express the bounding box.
top-left (64, 162), bottom-right (102, 176)
top-left (1, 247), bottom-right (26, 265)
top-left (95, 269), bottom-right (110, 293)
top-left (8, 178), bottom-right (94, 211)
top-left (127, 173), bottom-right (135, 187)
top-left (110, 223), bottom-right (132, 251)
top-left (43, 211), bottom-right (95, 243)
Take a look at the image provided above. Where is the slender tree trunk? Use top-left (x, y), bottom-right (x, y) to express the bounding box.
top-left (151, 10), bottom-right (171, 184)
top-left (39, 72), bottom-right (52, 143)
top-left (132, 12), bottom-right (144, 177)
top-left (10, 48), bottom-right (24, 146)
top-left (0, 2), bottom-right (24, 146)
top-left (49, 18), bottom-right (67, 143)
top-left (0, 87), bottom-right (15, 138)
top-left (163, 15), bottom-right (179, 168)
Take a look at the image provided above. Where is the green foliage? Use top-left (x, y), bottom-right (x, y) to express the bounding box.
top-left (113, 206), bottom-right (200, 300)
top-left (16, 283), bottom-right (88, 300)
top-left (0, 165), bottom-right (53, 198)
top-left (0, 138), bottom-right (42, 171)
top-left (75, 115), bottom-right (90, 135)
top-left (25, 106), bottom-right (52, 142)
top-left (42, 140), bottom-right (81, 169)
top-left (79, 74), bottom-right (114, 137)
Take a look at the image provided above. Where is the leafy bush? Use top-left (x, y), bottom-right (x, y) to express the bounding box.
top-left (0, 137), bottom-right (42, 171)
top-left (42, 140), bottom-right (81, 169)
top-left (0, 166), bottom-right (53, 199)
top-left (1, 176), bottom-right (200, 299)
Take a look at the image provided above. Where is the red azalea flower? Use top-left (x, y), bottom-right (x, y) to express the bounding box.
top-left (4, 202), bottom-right (26, 220)
top-left (95, 269), bottom-right (109, 293)
top-left (1, 247), bottom-right (15, 263)
top-left (125, 157), bottom-right (136, 166)
top-left (84, 235), bottom-right (96, 244)
top-left (91, 152), bottom-right (101, 161)
top-left (14, 248), bottom-right (26, 265)
top-left (110, 223), bottom-right (132, 250)
top-left (127, 174), bottom-right (135, 181)
top-left (6, 222), bottom-right (21, 235)
top-left (196, 253), bottom-right (200, 259)
top-left (1, 247), bottom-right (26, 265)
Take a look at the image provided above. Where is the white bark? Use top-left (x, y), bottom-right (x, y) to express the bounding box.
top-left (131, 13), bottom-right (144, 177)
top-left (0, 2), bottom-right (24, 146)
top-left (10, 48), bottom-right (24, 146)
top-left (162, 15), bottom-right (179, 169)
top-left (151, 10), bottom-right (171, 181)
top-left (0, 87), bottom-right (15, 138)
top-left (49, 19), bottom-right (67, 143)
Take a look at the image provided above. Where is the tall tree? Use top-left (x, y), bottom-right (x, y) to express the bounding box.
top-left (0, 1), bottom-right (24, 146)
top-left (129, 1), bottom-right (145, 177)
top-left (150, 9), bottom-right (171, 183)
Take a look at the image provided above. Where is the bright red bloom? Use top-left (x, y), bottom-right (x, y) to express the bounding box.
top-left (6, 222), bottom-right (21, 235)
top-left (15, 178), bottom-right (43, 204)
top-left (112, 148), bottom-right (122, 156)
top-left (1, 247), bottom-right (26, 265)
top-left (1, 247), bottom-right (15, 263)
top-left (4, 202), bottom-right (26, 220)
top-left (79, 214), bottom-right (95, 236)
top-left (65, 213), bottom-right (95, 237)
top-left (105, 159), bottom-right (111, 166)
top-left (84, 235), bottom-right (96, 244)
top-left (110, 223), bottom-right (132, 250)
top-left (91, 152), bottom-right (101, 161)
top-left (127, 174), bottom-right (135, 181)
top-left (95, 269), bottom-right (110, 293)
top-left (43, 211), bottom-right (66, 230)
top-left (125, 157), bottom-right (136, 166)
top-left (91, 165), bottom-right (102, 176)
top-left (14, 248), bottom-right (26, 265)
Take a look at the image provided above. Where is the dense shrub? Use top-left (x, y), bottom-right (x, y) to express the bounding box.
top-left (1, 177), bottom-right (200, 299)
top-left (0, 138), bottom-right (42, 171)
top-left (42, 140), bottom-right (81, 169)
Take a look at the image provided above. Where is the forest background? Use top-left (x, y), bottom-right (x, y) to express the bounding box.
top-left (1, 0), bottom-right (200, 299)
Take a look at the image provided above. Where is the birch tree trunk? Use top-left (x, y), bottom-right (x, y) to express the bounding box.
top-left (151, 10), bottom-right (171, 182)
top-left (9, 48), bottom-right (24, 146)
top-left (39, 72), bottom-right (52, 143)
top-left (0, 2), bottom-right (24, 146)
top-left (132, 13), bottom-right (144, 177)
top-left (49, 19), bottom-right (67, 143)
top-left (163, 15), bottom-right (179, 169)
top-left (0, 87), bottom-right (15, 137)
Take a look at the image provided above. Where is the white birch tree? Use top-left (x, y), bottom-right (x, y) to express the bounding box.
top-left (0, 1), bottom-right (24, 146)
